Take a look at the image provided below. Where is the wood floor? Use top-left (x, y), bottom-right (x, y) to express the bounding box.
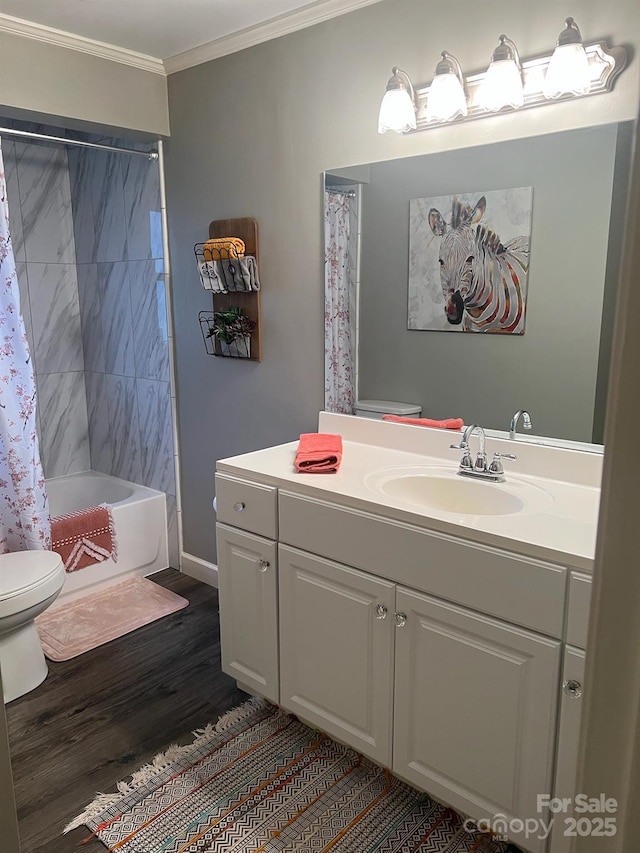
top-left (5, 569), bottom-right (247, 853)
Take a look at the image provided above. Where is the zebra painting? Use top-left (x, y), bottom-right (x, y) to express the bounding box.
top-left (408, 187), bottom-right (532, 334)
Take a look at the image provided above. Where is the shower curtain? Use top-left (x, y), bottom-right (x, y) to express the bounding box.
top-left (0, 142), bottom-right (50, 551)
top-left (324, 190), bottom-right (356, 414)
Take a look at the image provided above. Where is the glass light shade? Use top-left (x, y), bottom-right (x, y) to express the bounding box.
top-left (477, 59), bottom-right (525, 111)
top-left (426, 72), bottom-right (468, 122)
top-left (378, 88), bottom-right (417, 134)
top-left (543, 43), bottom-right (591, 98)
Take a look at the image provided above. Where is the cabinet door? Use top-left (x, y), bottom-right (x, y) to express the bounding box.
top-left (393, 587), bottom-right (561, 853)
top-left (549, 647), bottom-right (586, 853)
top-left (216, 523), bottom-right (279, 702)
top-left (279, 545), bottom-right (395, 766)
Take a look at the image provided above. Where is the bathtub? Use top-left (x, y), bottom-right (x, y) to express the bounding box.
top-left (47, 471), bottom-right (169, 605)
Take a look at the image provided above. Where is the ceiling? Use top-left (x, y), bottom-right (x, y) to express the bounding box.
top-left (0, 0), bottom-right (379, 61)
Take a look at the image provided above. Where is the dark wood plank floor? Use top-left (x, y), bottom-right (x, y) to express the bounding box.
top-left (5, 569), bottom-right (247, 853)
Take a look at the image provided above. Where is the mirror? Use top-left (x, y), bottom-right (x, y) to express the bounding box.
top-left (324, 121), bottom-right (635, 446)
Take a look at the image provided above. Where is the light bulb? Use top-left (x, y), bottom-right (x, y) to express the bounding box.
top-left (378, 67), bottom-right (417, 134)
top-left (477, 36), bottom-right (524, 112)
top-left (426, 52), bottom-right (468, 122)
top-left (544, 18), bottom-right (591, 98)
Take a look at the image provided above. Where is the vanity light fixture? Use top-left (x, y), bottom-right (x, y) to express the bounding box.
top-left (477, 34), bottom-right (524, 112)
top-left (425, 52), bottom-right (468, 122)
top-left (543, 17), bottom-right (591, 98)
top-left (378, 19), bottom-right (627, 134)
top-left (378, 67), bottom-right (417, 133)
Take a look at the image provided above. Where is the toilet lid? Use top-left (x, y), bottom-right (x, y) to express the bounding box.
top-left (355, 400), bottom-right (422, 415)
top-left (0, 551), bottom-right (64, 599)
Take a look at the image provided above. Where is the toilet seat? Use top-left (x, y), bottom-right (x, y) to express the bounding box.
top-left (0, 551), bottom-right (65, 619)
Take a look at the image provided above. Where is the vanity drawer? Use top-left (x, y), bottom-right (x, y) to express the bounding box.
top-left (215, 474), bottom-right (277, 539)
top-left (278, 491), bottom-right (566, 637)
top-left (566, 571), bottom-right (592, 649)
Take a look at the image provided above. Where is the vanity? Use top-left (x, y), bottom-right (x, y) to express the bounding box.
top-left (214, 412), bottom-right (599, 853)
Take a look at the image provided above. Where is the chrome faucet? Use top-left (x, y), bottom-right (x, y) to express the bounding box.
top-left (510, 409), bottom-right (533, 441)
top-left (462, 424), bottom-right (487, 472)
top-left (450, 424), bottom-right (516, 482)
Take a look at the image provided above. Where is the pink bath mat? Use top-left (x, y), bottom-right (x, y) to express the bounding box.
top-left (36, 577), bottom-right (189, 662)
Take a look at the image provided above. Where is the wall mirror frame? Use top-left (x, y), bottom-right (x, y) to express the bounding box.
top-left (323, 120), bottom-right (636, 451)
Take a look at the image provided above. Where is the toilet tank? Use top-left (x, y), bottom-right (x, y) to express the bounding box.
top-left (354, 400), bottom-right (422, 420)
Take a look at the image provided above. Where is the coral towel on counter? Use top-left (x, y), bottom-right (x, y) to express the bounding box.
top-left (295, 433), bottom-right (343, 473)
top-left (382, 415), bottom-right (464, 429)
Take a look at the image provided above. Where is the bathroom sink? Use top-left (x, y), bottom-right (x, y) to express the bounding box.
top-left (365, 466), bottom-right (553, 517)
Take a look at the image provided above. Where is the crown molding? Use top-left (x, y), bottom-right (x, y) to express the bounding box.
top-left (0, 12), bottom-right (166, 75)
top-left (164, 0), bottom-right (384, 75)
top-left (0, 0), bottom-right (385, 78)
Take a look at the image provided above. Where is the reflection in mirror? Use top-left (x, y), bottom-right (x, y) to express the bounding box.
top-left (324, 122), bottom-right (634, 446)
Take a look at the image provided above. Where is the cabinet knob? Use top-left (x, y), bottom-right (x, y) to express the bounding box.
top-left (395, 612), bottom-right (407, 628)
top-left (563, 679), bottom-right (583, 699)
top-left (233, 501), bottom-right (246, 512)
top-left (375, 604), bottom-right (388, 620)
top-left (257, 559), bottom-right (270, 573)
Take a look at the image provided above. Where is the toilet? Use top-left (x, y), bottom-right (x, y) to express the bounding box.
top-left (354, 400), bottom-right (422, 420)
top-left (0, 551), bottom-right (65, 703)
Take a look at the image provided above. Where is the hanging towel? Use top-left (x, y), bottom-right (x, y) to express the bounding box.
top-left (198, 259), bottom-right (227, 292)
top-left (295, 433), bottom-right (343, 474)
top-left (220, 257), bottom-right (244, 292)
top-left (239, 256), bottom-right (261, 291)
top-left (51, 504), bottom-right (117, 573)
top-left (221, 256), bottom-right (261, 292)
top-left (382, 415), bottom-right (464, 430)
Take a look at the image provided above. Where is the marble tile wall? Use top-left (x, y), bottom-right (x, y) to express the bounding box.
top-left (3, 138), bottom-right (90, 479)
top-left (68, 145), bottom-right (178, 565)
top-left (3, 129), bottom-right (177, 566)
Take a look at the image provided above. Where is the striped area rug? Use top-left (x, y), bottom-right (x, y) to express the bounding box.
top-left (67, 698), bottom-right (508, 853)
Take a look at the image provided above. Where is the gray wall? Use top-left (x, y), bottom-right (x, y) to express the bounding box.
top-left (357, 125), bottom-right (621, 443)
top-left (0, 31), bottom-right (169, 137)
top-left (165, 0), bottom-right (640, 564)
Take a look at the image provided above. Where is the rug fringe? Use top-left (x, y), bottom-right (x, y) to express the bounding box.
top-left (63, 696), bottom-right (268, 834)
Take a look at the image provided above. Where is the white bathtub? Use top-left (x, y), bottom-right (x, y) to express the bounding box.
top-left (47, 471), bottom-right (169, 605)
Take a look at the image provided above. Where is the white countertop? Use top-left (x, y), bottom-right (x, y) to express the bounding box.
top-left (217, 415), bottom-right (601, 572)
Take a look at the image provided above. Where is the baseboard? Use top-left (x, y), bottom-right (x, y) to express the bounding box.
top-left (181, 552), bottom-right (218, 588)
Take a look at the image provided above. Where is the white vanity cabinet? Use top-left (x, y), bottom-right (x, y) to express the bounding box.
top-left (216, 523), bottom-right (279, 703)
top-left (215, 474), bottom-right (280, 702)
top-left (549, 572), bottom-right (592, 853)
top-left (394, 587), bottom-right (560, 853)
top-left (215, 469), bottom-right (585, 853)
top-left (278, 545), bottom-right (395, 765)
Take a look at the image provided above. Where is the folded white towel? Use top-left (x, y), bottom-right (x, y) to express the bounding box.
top-left (199, 259), bottom-right (227, 293)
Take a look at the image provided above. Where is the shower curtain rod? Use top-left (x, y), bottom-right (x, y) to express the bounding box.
top-left (0, 126), bottom-right (158, 161)
top-left (327, 187), bottom-right (356, 197)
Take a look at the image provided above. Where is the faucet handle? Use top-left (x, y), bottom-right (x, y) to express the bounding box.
top-left (450, 441), bottom-right (473, 471)
top-left (488, 451), bottom-right (517, 476)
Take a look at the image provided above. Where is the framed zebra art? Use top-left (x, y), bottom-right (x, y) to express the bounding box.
top-left (408, 187), bottom-right (533, 334)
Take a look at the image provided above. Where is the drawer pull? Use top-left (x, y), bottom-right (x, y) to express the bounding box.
top-left (257, 559), bottom-right (270, 573)
top-left (375, 604), bottom-right (388, 620)
top-left (563, 679), bottom-right (583, 699)
top-left (395, 612), bottom-right (407, 628)
top-left (233, 501), bottom-right (246, 512)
